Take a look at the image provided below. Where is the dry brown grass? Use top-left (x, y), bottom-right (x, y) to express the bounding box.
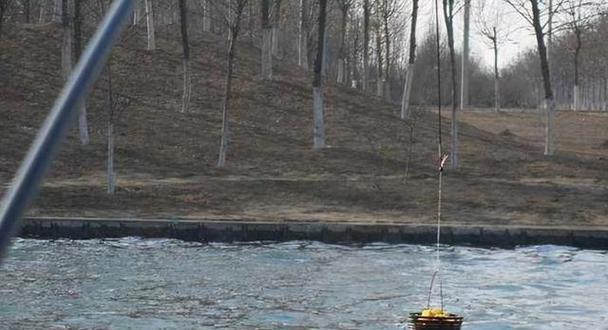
top-left (1, 26), bottom-right (607, 227)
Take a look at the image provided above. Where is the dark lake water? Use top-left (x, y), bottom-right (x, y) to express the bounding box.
top-left (1, 238), bottom-right (607, 329)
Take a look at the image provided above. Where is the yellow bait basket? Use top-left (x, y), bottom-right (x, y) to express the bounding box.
top-left (408, 312), bottom-right (463, 330)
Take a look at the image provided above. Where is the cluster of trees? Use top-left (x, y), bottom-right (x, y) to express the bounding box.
top-left (1, 0), bottom-right (607, 189)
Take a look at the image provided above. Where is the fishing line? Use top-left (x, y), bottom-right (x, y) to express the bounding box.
top-left (427, 0), bottom-right (446, 310)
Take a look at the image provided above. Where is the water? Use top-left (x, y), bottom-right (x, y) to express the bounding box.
top-left (1, 239), bottom-right (607, 329)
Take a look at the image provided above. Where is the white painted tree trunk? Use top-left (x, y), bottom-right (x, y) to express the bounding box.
top-left (77, 102), bottom-right (89, 144)
top-left (384, 80), bottom-right (391, 102)
top-left (144, 0), bottom-right (155, 50)
top-left (181, 62), bottom-right (191, 113)
top-left (376, 79), bottom-right (383, 98)
top-left (53, 0), bottom-right (61, 22)
top-left (451, 103), bottom-right (460, 167)
top-left (262, 28), bottom-right (272, 80)
top-left (313, 87), bottom-right (325, 149)
top-left (132, 0), bottom-right (140, 25)
top-left (271, 26), bottom-right (280, 57)
top-left (299, 33), bottom-right (308, 69)
top-left (400, 64), bottom-right (414, 119)
top-left (494, 77), bottom-right (500, 113)
top-left (217, 108), bottom-right (229, 167)
top-left (337, 58), bottom-right (345, 84)
top-left (573, 84), bottom-right (579, 111)
top-left (202, 0), bottom-right (211, 32)
top-left (39, 0), bottom-right (47, 23)
top-left (107, 121), bottom-right (115, 194)
top-left (544, 97), bottom-right (555, 155)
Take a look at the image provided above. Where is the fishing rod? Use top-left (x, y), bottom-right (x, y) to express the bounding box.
top-left (0, 0), bottom-right (135, 261)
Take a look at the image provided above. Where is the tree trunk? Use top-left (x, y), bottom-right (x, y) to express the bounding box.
top-left (202, 0), bottom-right (211, 32)
top-left (262, 28), bottom-right (272, 79)
top-left (0, 0), bottom-right (6, 38)
top-left (132, 0), bottom-right (140, 25)
top-left (312, 0), bottom-right (327, 149)
top-left (61, 0), bottom-right (72, 81)
top-left (23, 0), bottom-right (31, 23)
top-left (261, 0), bottom-right (272, 80)
top-left (375, 27), bottom-right (383, 98)
top-left (144, 0), bottom-right (155, 50)
top-left (531, 0), bottom-right (555, 155)
top-left (179, 0), bottom-right (191, 112)
top-left (218, 2), bottom-right (244, 168)
top-left (443, 0), bottom-right (459, 169)
top-left (106, 64), bottom-right (115, 194)
top-left (298, 0), bottom-right (308, 69)
top-left (383, 6), bottom-right (390, 102)
top-left (337, 3), bottom-right (348, 84)
top-left (400, 0), bottom-right (418, 119)
top-left (271, 26), bottom-right (280, 57)
top-left (53, 0), bottom-right (61, 22)
top-left (107, 121), bottom-right (115, 194)
top-left (322, 30), bottom-right (328, 76)
top-left (460, 0), bottom-right (470, 109)
top-left (573, 29), bottom-right (581, 111)
top-left (271, 0), bottom-right (281, 58)
top-left (39, 0), bottom-right (49, 24)
top-left (493, 29), bottom-right (500, 113)
top-left (362, 0), bottom-right (370, 92)
top-left (72, 0), bottom-right (89, 145)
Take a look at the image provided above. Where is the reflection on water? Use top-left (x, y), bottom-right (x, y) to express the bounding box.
top-left (1, 238), bottom-right (607, 329)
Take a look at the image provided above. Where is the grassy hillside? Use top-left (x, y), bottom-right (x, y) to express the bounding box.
top-left (1, 24), bottom-right (606, 226)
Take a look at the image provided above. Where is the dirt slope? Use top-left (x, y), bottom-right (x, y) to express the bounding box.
top-left (1, 24), bottom-right (606, 226)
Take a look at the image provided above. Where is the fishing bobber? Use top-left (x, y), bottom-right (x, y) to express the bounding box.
top-left (408, 308), bottom-right (463, 330)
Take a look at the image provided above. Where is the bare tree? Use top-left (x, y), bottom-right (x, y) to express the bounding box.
top-left (217, 0), bottom-right (248, 167)
top-left (313, 0), bottom-right (328, 149)
top-left (377, 0), bottom-right (401, 101)
top-left (374, 1), bottom-right (383, 97)
top-left (476, 0), bottom-right (514, 112)
top-left (0, 0), bottom-right (14, 38)
top-left (557, 0), bottom-right (602, 110)
top-left (271, 0), bottom-right (282, 57)
top-left (53, 0), bottom-right (61, 22)
top-left (336, 0), bottom-right (353, 84)
top-left (336, 0), bottom-right (349, 84)
top-left (461, 0), bottom-right (470, 109)
top-left (179, 0), bottom-right (191, 112)
top-left (23, 0), bottom-right (30, 23)
top-left (504, 0), bottom-right (566, 155)
top-left (144, 0), bottom-right (155, 50)
top-left (103, 60), bottom-right (129, 194)
top-left (362, 0), bottom-right (370, 91)
top-left (400, 0), bottom-right (418, 119)
top-left (298, 0), bottom-right (309, 69)
top-left (202, 0), bottom-right (211, 32)
top-left (73, 0), bottom-right (89, 145)
top-left (61, 0), bottom-right (72, 79)
top-left (443, 0), bottom-right (459, 168)
top-left (106, 63), bottom-right (116, 194)
top-left (349, 12), bottom-right (361, 88)
top-left (261, 0), bottom-right (272, 80)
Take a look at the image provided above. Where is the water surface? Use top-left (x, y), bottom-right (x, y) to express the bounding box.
top-left (1, 238), bottom-right (607, 329)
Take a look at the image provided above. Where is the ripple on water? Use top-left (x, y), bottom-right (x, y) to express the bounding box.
top-left (0, 239), bottom-right (607, 329)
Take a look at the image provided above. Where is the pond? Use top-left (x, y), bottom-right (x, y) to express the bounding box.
top-left (1, 238), bottom-right (607, 329)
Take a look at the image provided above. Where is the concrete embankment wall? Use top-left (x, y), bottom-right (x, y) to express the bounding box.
top-left (19, 217), bottom-right (608, 249)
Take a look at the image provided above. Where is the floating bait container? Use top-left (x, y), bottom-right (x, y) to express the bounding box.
top-left (408, 311), bottom-right (463, 330)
